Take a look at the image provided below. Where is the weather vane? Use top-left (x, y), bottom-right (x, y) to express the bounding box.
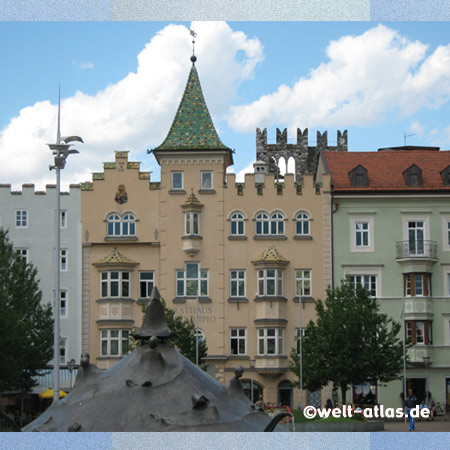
top-left (189, 24), bottom-right (197, 61)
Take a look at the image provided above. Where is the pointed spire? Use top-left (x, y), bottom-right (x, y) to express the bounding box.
top-left (134, 286), bottom-right (175, 340)
top-left (154, 62), bottom-right (231, 152)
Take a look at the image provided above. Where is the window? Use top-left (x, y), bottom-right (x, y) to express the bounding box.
top-left (349, 165), bottom-right (368, 187)
top-left (230, 270), bottom-right (246, 297)
top-left (403, 164), bottom-right (423, 187)
top-left (60, 210), bottom-right (67, 228)
top-left (230, 212), bottom-right (245, 236)
top-left (15, 248), bottom-right (28, 263)
top-left (295, 270), bottom-right (311, 296)
top-left (448, 221), bottom-right (450, 246)
top-left (404, 273), bottom-right (431, 297)
top-left (60, 290), bottom-right (68, 317)
top-left (230, 328), bottom-right (246, 355)
top-left (59, 338), bottom-right (67, 364)
top-left (258, 328), bottom-right (284, 355)
top-left (201, 171), bottom-right (213, 189)
top-left (349, 275), bottom-right (377, 296)
top-left (255, 212), bottom-right (285, 236)
top-left (295, 212), bottom-right (310, 236)
top-left (355, 222), bottom-right (370, 247)
top-left (15, 210), bottom-right (27, 228)
top-left (257, 269), bottom-right (283, 296)
top-left (295, 328), bottom-right (307, 354)
top-left (101, 329), bottom-right (130, 356)
top-left (101, 272), bottom-right (130, 298)
top-left (176, 263), bottom-right (208, 297)
top-left (171, 171), bottom-right (183, 190)
top-left (60, 249), bottom-right (68, 271)
top-left (139, 271), bottom-right (155, 298)
top-left (408, 221), bottom-right (425, 255)
top-left (185, 212), bottom-right (200, 235)
top-left (406, 321), bottom-right (432, 345)
top-left (107, 213), bottom-right (136, 237)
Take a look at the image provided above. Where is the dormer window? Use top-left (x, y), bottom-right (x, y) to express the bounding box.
top-left (349, 165), bottom-right (368, 187)
top-left (441, 165), bottom-right (450, 186)
top-left (403, 164), bottom-right (423, 187)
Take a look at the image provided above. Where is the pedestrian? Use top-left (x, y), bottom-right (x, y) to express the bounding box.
top-left (404, 388), bottom-right (418, 431)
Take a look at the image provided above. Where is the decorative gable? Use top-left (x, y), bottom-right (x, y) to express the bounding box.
top-left (403, 164), bottom-right (423, 187)
top-left (348, 165), bottom-right (368, 187)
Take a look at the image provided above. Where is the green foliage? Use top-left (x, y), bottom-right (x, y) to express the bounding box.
top-left (0, 229), bottom-right (54, 393)
top-left (289, 278), bottom-right (404, 404)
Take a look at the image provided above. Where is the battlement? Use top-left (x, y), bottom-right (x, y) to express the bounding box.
top-left (0, 183), bottom-right (80, 195)
top-left (256, 127), bottom-right (347, 183)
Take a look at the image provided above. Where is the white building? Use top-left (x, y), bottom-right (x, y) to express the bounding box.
top-left (0, 182), bottom-right (82, 393)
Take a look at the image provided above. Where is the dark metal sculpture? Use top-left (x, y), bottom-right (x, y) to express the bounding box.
top-left (23, 287), bottom-right (290, 432)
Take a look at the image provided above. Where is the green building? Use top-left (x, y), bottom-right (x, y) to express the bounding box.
top-left (320, 146), bottom-right (450, 410)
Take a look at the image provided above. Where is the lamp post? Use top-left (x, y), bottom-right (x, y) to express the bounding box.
top-left (422, 356), bottom-right (431, 406)
top-left (48, 92), bottom-right (83, 404)
top-left (195, 295), bottom-right (199, 366)
top-left (299, 293), bottom-right (303, 410)
top-left (250, 359), bottom-right (255, 404)
top-left (401, 290), bottom-right (407, 423)
top-left (67, 358), bottom-right (76, 390)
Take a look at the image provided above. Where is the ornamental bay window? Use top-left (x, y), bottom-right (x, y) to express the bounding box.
top-left (258, 269), bottom-right (283, 296)
top-left (230, 328), bottom-right (246, 355)
top-left (101, 271), bottom-right (130, 298)
top-left (176, 263), bottom-right (208, 297)
top-left (101, 329), bottom-right (130, 356)
top-left (404, 273), bottom-right (431, 297)
top-left (406, 321), bottom-right (432, 345)
top-left (258, 328), bottom-right (284, 355)
top-left (185, 212), bottom-right (200, 236)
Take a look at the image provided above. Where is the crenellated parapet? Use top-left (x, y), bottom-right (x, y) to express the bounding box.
top-left (256, 127), bottom-right (347, 183)
top-left (0, 183), bottom-right (81, 195)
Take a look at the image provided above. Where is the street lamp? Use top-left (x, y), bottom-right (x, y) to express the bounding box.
top-left (298, 294), bottom-right (303, 410)
top-left (67, 358), bottom-right (76, 390)
top-left (250, 359), bottom-right (255, 404)
top-left (422, 356), bottom-right (431, 406)
top-left (48, 93), bottom-right (83, 405)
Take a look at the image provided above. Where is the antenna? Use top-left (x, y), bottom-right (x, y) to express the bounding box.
top-left (404, 132), bottom-right (415, 146)
top-left (57, 85), bottom-right (61, 145)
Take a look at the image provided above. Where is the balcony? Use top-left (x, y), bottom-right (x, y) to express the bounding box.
top-left (395, 240), bottom-right (437, 272)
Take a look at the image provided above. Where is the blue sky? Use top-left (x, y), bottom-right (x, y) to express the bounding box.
top-left (1, 21), bottom-right (450, 189)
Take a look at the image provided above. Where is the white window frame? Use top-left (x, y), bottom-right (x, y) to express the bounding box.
top-left (201, 171), bottom-right (213, 189)
top-left (442, 216), bottom-right (450, 252)
top-left (258, 328), bottom-right (284, 356)
top-left (100, 329), bottom-right (130, 357)
top-left (185, 212), bottom-right (200, 236)
top-left (349, 216), bottom-right (374, 253)
top-left (230, 270), bottom-right (246, 297)
top-left (230, 328), bottom-right (247, 355)
top-left (139, 271), bottom-right (155, 299)
top-left (230, 212), bottom-right (245, 236)
top-left (402, 216), bottom-right (430, 255)
top-left (255, 212), bottom-right (270, 235)
top-left (176, 263), bottom-right (208, 297)
top-left (348, 274), bottom-right (377, 297)
top-left (101, 271), bottom-right (130, 298)
top-left (15, 209), bottom-right (28, 228)
top-left (257, 269), bottom-right (284, 297)
top-left (60, 210), bottom-right (67, 229)
top-left (59, 337), bottom-right (67, 365)
top-left (295, 212), bottom-right (311, 236)
top-left (343, 266), bottom-right (382, 298)
top-left (295, 269), bottom-right (312, 297)
top-left (15, 248), bottom-right (29, 263)
top-left (107, 213), bottom-right (136, 237)
top-left (270, 212), bottom-right (285, 235)
top-left (60, 249), bottom-right (68, 272)
top-left (60, 289), bottom-right (68, 317)
top-left (171, 171), bottom-right (183, 190)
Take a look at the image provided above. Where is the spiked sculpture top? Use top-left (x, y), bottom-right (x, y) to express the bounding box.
top-left (23, 287), bottom-right (288, 432)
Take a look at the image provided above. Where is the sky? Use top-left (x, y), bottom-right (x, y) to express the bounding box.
top-left (1, 21), bottom-right (450, 189)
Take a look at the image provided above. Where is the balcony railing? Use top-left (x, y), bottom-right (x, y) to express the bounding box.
top-left (396, 240), bottom-right (437, 260)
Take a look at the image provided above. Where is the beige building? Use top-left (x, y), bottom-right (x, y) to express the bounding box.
top-left (81, 58), bottom-right (336, 407)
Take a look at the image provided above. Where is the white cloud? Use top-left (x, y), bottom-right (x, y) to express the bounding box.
top-left (227, 24), bottom-right (450, 133)
top-left (72, 59), bottom-right (95, 70)
top-left (0, 22), bottom-right (263, 189)
top-left (428, 126), bottom-right (450, 148)
top-left (228, 160), bottom-right (255, 182)
top-left (409, 121), bottom-right (424, 139)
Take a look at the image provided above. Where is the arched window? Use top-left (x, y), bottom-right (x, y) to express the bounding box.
top-left (122, 214), bottom-right (136, 236)
top-left (107, 214), bottom-right (121, 236)
top-left (295, 212), bottom-right (310, 236)
top-left (255, 212), bottom-right (270, 235)
top-left (230, 212), bottom-right (245, 236)
top-left (270, 212), bottom-right (285, 235)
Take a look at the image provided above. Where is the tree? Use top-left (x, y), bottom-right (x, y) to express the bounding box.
top-left (135, 299), bottom-right (208, 367)
top-left (289, 279), bottom-right (404, 405)
top-left (0, 228), bottom-right (54, 393)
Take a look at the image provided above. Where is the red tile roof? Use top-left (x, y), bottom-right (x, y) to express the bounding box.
top-left (324, 149), bottom-right (450, 192)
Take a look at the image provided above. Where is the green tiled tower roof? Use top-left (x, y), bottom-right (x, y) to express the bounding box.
top-left (155, 62), bottom-right (231, 151)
